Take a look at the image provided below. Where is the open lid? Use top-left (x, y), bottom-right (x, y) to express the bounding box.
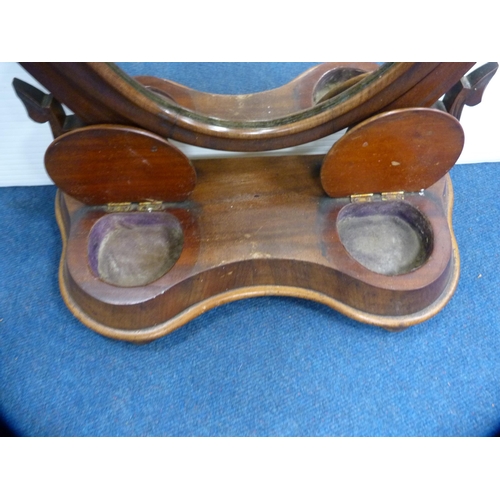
top-left (44, 125), bottom-right (197, 205)
top-left (320, 108), bottom-right (465, 198)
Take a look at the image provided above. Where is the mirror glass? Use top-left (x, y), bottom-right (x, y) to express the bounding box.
top-left (116, 62), bottom-right (323, 94)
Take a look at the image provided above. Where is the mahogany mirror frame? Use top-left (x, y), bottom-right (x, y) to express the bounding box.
top-left (20, 62), bottom-right (475, 151)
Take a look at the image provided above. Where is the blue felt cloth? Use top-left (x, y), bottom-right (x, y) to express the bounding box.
top-left (1, 63), bottom-right (500, 436)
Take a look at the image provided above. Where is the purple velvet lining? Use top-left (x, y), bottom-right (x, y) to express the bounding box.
top-left (88, 212), bottom-right (181, 278)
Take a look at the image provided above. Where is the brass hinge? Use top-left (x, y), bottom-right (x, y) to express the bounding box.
top-left (106, 200), bottom-right (164, 212)
top-left (350, 191), bottom-right (405, 203)
top-left (381, 191), bottom-right (405, 201)
top-left (350, 193), bottom-right (374, 203)
top-left (138, 201), bottom-right (163, 212)
top-left (106, 202), bottom-right (134, 212)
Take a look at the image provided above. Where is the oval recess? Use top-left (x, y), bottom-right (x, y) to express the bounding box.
top-left (337, 201), bottom-right (433, 276)
top-left (88, 211), bottom-right (184, 287)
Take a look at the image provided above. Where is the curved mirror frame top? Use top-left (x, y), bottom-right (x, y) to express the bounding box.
top-left (20, 62), bottom-right (475, 151)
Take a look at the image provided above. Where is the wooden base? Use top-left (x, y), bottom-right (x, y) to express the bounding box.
top-left (55, 155), bottom-right (459, 343)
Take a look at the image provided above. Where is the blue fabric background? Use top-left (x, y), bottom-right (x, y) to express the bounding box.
top-left (1, 63), bottom-right (499, 436)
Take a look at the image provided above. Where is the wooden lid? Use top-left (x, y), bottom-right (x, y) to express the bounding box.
top-left (320, 108), bottom-right (464, 198)
top-left (45, 125), bottom-right (196, 205)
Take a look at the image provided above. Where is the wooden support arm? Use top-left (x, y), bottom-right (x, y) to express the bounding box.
top-left (442, 62), bottom-right (498, 120)
top-left (12, 78), bottom-right (84, 138)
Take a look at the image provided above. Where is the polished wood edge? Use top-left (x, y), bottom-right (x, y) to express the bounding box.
top-left (54, 176), bottom-right (459, 344)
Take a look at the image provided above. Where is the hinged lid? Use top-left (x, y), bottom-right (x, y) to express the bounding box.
top-left (44, 125), bottom-right (197, 206)
top-left (320, 108), bottom-right (464, 198)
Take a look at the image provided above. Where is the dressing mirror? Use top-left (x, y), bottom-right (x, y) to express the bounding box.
top-left (13, 62), bottom-right (498, 342)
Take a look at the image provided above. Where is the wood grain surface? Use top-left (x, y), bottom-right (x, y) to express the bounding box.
top-left (45, 125), bottom-right (196, 204)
